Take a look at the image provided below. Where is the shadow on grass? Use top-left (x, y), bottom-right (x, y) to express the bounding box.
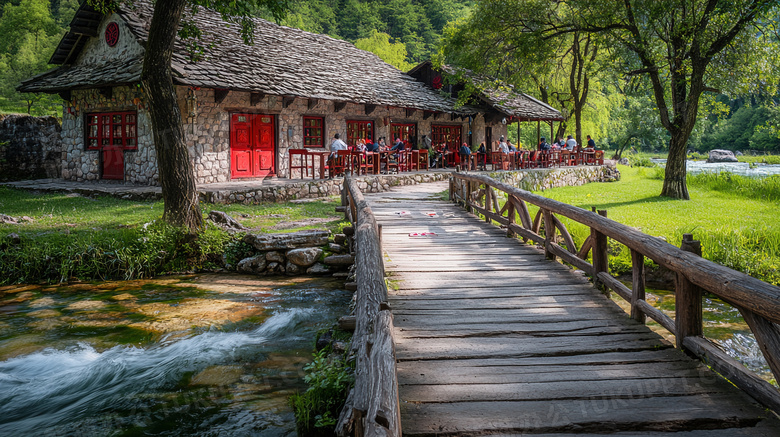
top-left (578, 195), bottom-right (685, 211)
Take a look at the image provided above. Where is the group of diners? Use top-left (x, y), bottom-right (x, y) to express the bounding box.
top-left (288, 132), bottom-right (604, 179)
top-left (288, 133), bottom-right (434, 179)
top-left (457, 134), bottom-right (604, 171)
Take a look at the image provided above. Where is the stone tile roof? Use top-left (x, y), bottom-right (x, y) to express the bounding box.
top-left (409, 62), bottom-right (563, 121)
top-left (19, 0), bottom-right (474, 114)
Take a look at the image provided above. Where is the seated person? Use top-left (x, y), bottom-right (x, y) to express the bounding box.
top-left (498, 139), bottom-right (510, 154)
top-left (458, 142), bottom-right (472, 169)
top-left (507, 140), bottom-right (517, 152)
top-left (365, 139), bottom-right (376, 152)
top-left (390, 137), bottom-right (405, 152)
top-left (355, 138), bottom-right (367, 152)
top-left (585, 135), bottom-right (596, 151)
top-left (539, 137), bottom-right (551, 151)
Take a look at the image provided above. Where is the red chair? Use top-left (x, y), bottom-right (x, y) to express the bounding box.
top-left (326, 151), bottom-right (347, 178)
top-left (288, 149), bottom-right (313, 179)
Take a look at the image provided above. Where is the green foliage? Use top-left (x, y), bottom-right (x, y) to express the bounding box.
top-left (355, 29), bottom-right (413, 71)
top-left (0, 220), bottom-right (231, 284)
top-left (274, 0), bottom-right (473, 66)
top-left (0, 187), bottom-right (344, 283)
top-left (688, 172), bottom-right (780, 202)
top-left (289, 349), bottom-right (354, 436)
top-left (0, 0), bottom-right (70, 115)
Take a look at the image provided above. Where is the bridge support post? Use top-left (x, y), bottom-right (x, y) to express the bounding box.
top-left (676, 233), bottom-right (703, 349)
top-left (591, 208), bottom-right (609, 296)
top-left (630, 249), bottom-right (646, 324)
top-left (542, 209), bottom-right (556, 261)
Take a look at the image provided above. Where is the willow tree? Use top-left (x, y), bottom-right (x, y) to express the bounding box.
top-left (482, 0), bottom-right (778, 199)
top-left (91, 0), bottom-right (289, 230)
top-left (441, 0), bottom-right (603, 144)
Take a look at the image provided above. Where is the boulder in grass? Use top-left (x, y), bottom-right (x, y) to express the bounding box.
top-left (207, 210), bottom-right (246, 232)
top-left (706, 149), bottom-right (738, 163)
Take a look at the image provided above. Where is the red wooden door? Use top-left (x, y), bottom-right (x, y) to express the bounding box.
top-left (254, 115), bottom-right (275, 177)
top-left (102, 146), bottom-right (124, 179)
top-left (231, 114), bottom-right (276, 178)
top-left (231, 114), bottom-right (254, 178)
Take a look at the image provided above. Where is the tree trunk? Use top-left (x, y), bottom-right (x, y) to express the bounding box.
top-left (142, 0), bottom-right (203, 231)
top-left (661, 132), bottom-right (690, 200)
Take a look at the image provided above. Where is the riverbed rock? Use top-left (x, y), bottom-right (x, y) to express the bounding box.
top-left (307, 263), bottom-right (331, 274)
top-left (328, 243), bottom-right (346, 254)
top-left (243, 230), bottom-right (329, 251)
top-left (285, 261), bottom-right (301, 275)
top-left (707, 149), bottom-right (739, 163)
top-left (323, 254), bottom-right (355, 266)
top-left (286, 247), bottom-right (322, 267)
top-left (237, 255), bottom-right (266, 274)
top-left (207, 210), bottom-right (246, 232)
top-left (265, 251), bottom-right (285, 263)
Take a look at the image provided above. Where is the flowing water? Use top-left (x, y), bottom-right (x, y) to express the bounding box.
top-left (613, 288), bottom-right (774, 383)
top-left (0, 274), bottom-right (351, 436)
top-left (651, 158), bottom-right (780, 177)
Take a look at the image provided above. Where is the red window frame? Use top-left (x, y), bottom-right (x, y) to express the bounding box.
top-left (432, 125), bottom-right (462, 153)
top-left (346, 120), bottom-right (374, 148)
top-left (303, 116), bottom-right (324, 148)
top-left (391, 123), bottom-right (416, 148)
top-left (85, 111), bottom-right (137, 150)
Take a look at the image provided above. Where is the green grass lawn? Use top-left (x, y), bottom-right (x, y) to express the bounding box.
top-left (528, 166), bottom-right (780, 285)
top-left (0, 187), bottom-right (344, 237)
top-left (0, 187), bottom-right (345, 284)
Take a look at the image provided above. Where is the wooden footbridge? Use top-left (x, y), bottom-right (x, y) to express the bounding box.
top-left (335, 173), bottom-right (780, 436)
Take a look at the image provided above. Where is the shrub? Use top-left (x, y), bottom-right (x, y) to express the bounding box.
top-left (289, 349), bottom-right (354, 436)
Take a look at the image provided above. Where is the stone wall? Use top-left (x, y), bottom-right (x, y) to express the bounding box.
top-left (198, 166), bottom-right (604, 204)
top-left (482, 165), bottom-right (606, 192)
top-left (178, 87), bottom-right (506, 184)
top-left (56, 83), bottom-right (510, 185)
top-left (0, 114), bottom-right (61, 182)
top-left (60, 86), bottom-right (156, 184)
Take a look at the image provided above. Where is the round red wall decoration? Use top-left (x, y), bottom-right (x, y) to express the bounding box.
top-left (432, 75), bottom-right (442, 90)
top-left (105, 22), bottom-right (120, 47)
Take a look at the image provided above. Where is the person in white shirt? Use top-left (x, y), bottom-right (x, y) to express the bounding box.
top-left (329, 133), bottom-right (348, 157)
top-left (498, 136), bottom-right (509, 153)
top-left (566, 135), bottom-right (577, 150)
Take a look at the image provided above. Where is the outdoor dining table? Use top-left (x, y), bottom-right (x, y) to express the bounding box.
top-left (307, 150), bottom-right (331, 179)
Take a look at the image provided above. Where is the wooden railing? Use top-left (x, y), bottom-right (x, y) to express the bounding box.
top-left (450, 172), bottom-right (780, 412)
top-left (336, 174), bottom-right (401, 437)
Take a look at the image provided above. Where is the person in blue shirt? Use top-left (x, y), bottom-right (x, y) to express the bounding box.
top-left (390, 137), bottom-right (405, 152)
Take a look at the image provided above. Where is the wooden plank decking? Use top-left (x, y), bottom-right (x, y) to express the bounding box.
top-left (366, 181), bottom-right (780, 436)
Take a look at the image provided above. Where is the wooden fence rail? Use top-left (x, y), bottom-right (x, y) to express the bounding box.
top-left (336, 174), bottom-right (402, 437)
top-left (450, 172), bottom-right (780, 413)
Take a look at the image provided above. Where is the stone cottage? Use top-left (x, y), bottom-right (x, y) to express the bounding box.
top-left (19, 0), bottom-right (562, 185)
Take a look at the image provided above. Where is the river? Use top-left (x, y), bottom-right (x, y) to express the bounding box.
top-left (0, 274), bottom-right (351, 436)
top-left (651, 158), bottom-right (780, 177)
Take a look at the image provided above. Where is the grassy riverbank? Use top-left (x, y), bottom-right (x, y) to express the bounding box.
top-left (0, 187), bottom-right (345, 284)
top-left (530, 166), bottom-right (780, 285)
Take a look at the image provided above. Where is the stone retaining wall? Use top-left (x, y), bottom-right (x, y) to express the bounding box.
top-left (482, 165), bottom-right (606, 192)
top-left (0, 114), bottom-right (62, 182)
top-left (199, 167), bottom-right (607, 204)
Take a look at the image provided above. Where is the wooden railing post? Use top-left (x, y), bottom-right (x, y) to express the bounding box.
top-left (676, 233), bottom-right (703, 349)
top-left (542, 209), bottom-right (555, 261)
top-left (591, 208), bottom-right (609, 295)
top-left (630, 249), bottom-right (646, 324)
